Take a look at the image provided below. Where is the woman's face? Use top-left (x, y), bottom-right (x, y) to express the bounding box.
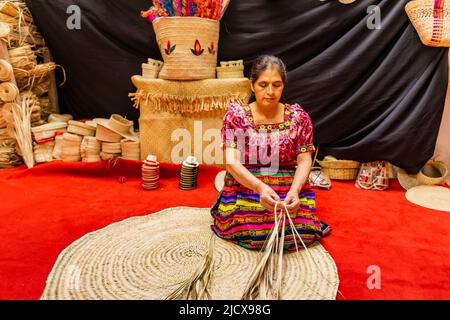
top-left (251, 67), bottom-right (284, 109)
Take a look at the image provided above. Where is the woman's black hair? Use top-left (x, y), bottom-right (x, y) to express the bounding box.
top-left (250, 55), bottom-right (287, 85)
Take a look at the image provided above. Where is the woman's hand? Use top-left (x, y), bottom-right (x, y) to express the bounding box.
top-left (284, 190), bottom-right (300, 213)
top-left (258, 184), bottom-right (281, 211)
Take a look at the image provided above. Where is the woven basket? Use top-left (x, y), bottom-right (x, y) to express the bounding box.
top-left (417, 159), bottom-right (448, 185)
top-left (153, 17), bottom-right (219, 80)
top-left (317, 157), bottom-right (361, 180)
top-left (405, 0), bottom-right (450, 47)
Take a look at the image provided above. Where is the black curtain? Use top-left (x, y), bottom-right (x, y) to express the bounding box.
top-left (25, 0), bottom-right (448, 172)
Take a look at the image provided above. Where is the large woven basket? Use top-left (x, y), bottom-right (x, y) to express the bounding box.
top-left (317, 157), bottom-right (361, 180)
top-left (405, 0), bottom-right (450, 47)
top-left (153, 17), bottom-right (220, 80)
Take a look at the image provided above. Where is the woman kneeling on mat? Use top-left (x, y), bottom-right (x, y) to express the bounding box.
top-left (167, 55), bottom-right (333, 300)
top-left (210, 55), bottom-right (331, 250)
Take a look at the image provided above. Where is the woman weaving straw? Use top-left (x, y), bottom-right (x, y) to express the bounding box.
top-left (168, 55), bottom-right (332, 300)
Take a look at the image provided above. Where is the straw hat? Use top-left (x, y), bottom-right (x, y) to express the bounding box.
top-left (121, 138), bottom-right (140, 160)
top-left (214, 170), bottom-right (226, 192)
top-left (48, 114), bottom-right (73, 123)
top-left (80, 136), bottom-right (101, 162)
top-left (41, 207), bottom-right (339, 300)
top-left (61, 133), bottom-right (82, 162)
top-left (96, 114), bottom-right (138, 142)
top-left (101, 142), bottom-right (121, 154)
top-left (67, 120), bottom-right (96, 137)
top-left (397, 160), bottom-right (448, 190)
top-left (405, 186), bottom-right (450, 212)
top-left (31, 122), bottom-right (68, 141)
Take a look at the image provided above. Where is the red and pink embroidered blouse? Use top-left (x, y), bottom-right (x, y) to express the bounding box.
top-left (221, 103), bottom-right (315, 166)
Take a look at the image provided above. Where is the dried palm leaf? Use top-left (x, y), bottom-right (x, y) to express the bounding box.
top-left (165, 234), bottom-right (216, 300)
top-left (2, 92), bottom-right (35, 167)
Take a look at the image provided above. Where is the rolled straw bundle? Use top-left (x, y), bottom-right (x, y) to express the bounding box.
top-left (0, 1), bottom-right (33, 23)
top-left (0, 21), bottom-right (10, 38)
top-left (0, 82), bottom-right (19, 102)
top-left (0, 59), bottom-right (13, 81)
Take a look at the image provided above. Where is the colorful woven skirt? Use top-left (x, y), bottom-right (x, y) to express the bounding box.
top-left (210, 166), bottom-right (331, 251)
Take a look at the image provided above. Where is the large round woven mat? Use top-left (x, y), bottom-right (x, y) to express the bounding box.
top-left (41, 207), bottom-right (339, 300)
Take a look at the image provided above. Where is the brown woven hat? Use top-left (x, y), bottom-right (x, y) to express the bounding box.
top-left (41, 207), bottom-right (339, 300)
top-left (96, 114), bottom-right (138, 142)
top-left (398, 160), bottom-right (448, 190)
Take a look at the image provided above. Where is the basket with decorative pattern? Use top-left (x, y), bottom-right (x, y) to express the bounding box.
top-left (153, 16), bottom-right (219, 80)
top-left (405, 0), bottom-right (450, 47)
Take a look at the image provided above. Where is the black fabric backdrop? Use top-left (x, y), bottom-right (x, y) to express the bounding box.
top-left (25, 0), bottom-right (448, 172)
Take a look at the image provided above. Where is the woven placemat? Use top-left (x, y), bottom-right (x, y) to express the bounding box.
top-left (41, 207), bottom-right (339, 300)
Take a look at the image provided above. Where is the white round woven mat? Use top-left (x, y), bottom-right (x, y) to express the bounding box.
top-left (42, 207), bottom-right (339, 300)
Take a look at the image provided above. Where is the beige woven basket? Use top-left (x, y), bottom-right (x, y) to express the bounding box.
top-left (153, 17), bottom-right (220, 80)
top-left (405, 0), bottom-right (450, 47)
top-left (317, 157), bottom-right (361, 180)
top-left (417, 160), bottom-right (448, 185)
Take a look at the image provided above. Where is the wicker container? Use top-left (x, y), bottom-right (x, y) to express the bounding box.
top-left (405, 0), bottom-right (450, 47)
top-left (417, 160), bottom-right (448, 185)
top-left (153, 17), bottom-right (220, 80)
top-left (142, 59), bottom-right (163, 79)
top-left (217, 60), bottom-right (245, 79)
top-left (317, 157), bottom-right (361, 180)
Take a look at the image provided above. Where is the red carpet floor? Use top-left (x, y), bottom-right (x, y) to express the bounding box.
top-left (1, 160), bottom-right (450, 300)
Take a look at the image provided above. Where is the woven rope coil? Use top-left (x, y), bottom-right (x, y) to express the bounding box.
top-left (0, 82), bottom-right (19, 102)
top-left (0, 59), bottom-right (13, 81)
top-left (41, 207), bottom-right (339, 300)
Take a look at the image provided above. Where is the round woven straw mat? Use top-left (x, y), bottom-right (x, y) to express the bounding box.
top-left (41, 207), bottom-right (339, 300)
top-left (405, 186), bottom-right (450, 212)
